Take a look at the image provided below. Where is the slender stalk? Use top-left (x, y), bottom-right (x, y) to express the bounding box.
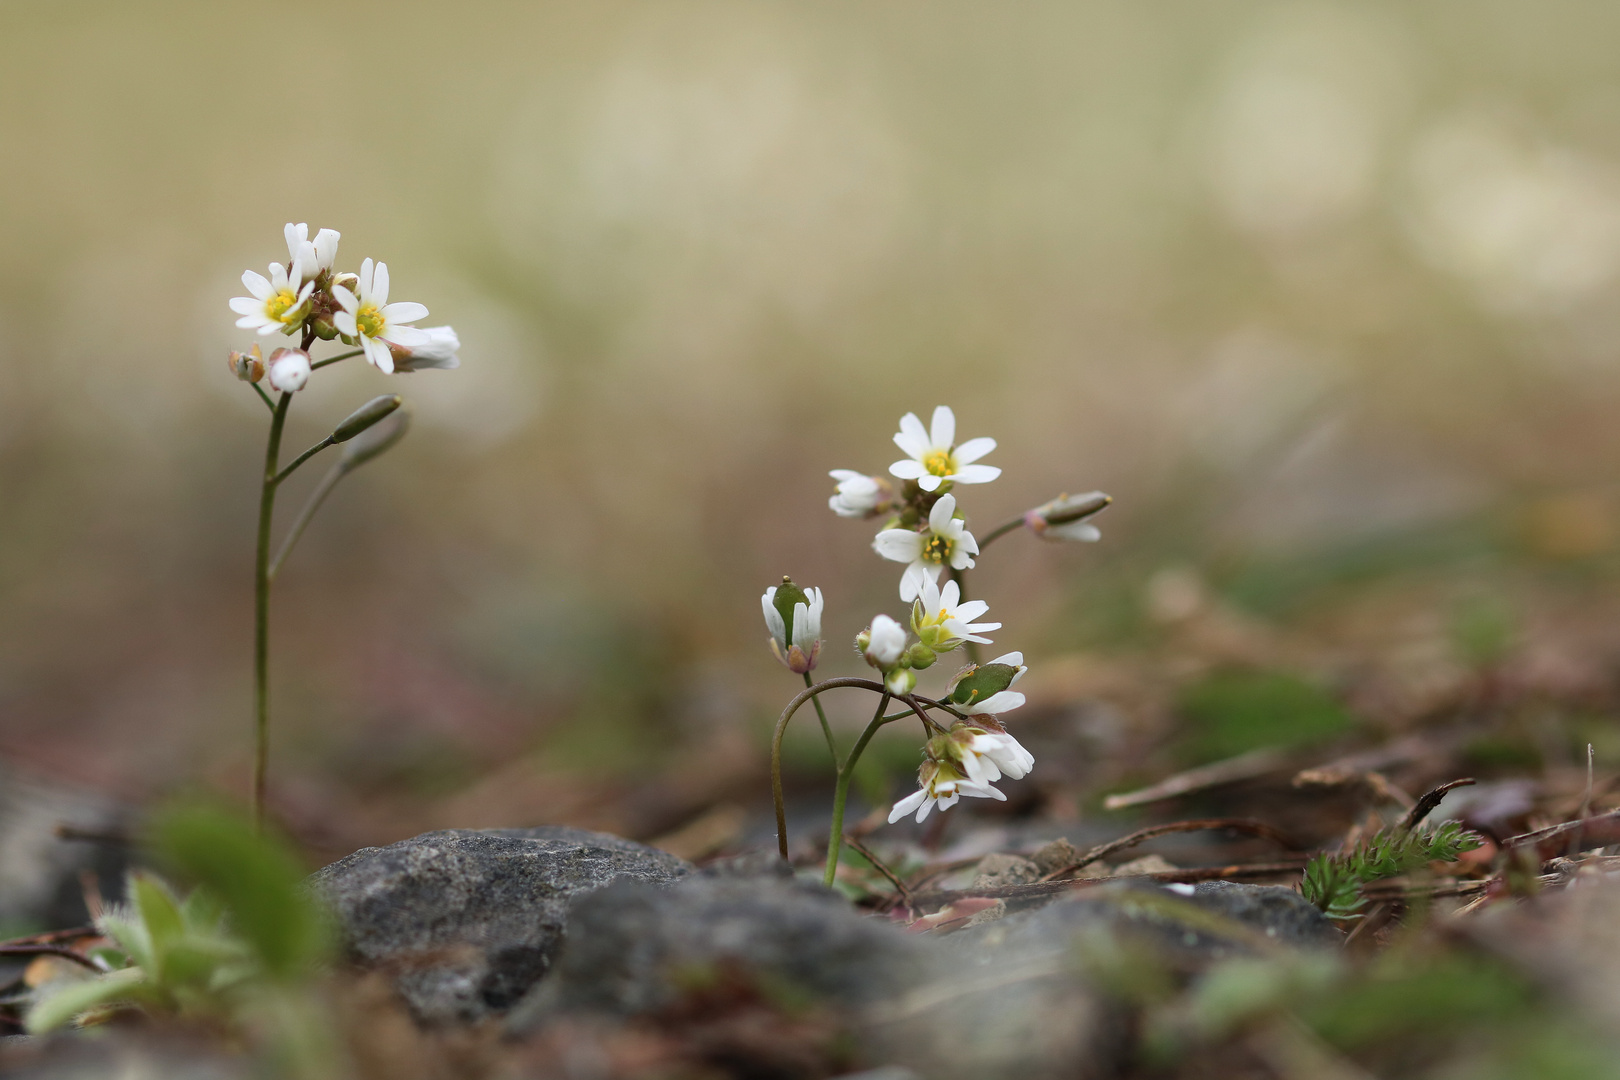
top-left (273, 436), bottom-right (336, 485)
top-left (311, 348), bottom-right (365, 371)
top-left (772, 678), bottom-right (886, 859)
top-left (825, 692), bottom-right (892, 886)
top-left (252, 383), bottom-right (276, 412)
top-left (253, 391), bottom-right (293, 833)
top-left (976, 515), bottom-right (1025, 550)
top-left (267, 463), bottom-right (346, 582)
top-left (804, 670), bottom-right (844, 771)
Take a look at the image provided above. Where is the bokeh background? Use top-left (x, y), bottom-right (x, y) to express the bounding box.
top-left (7, 0), bottom-right (1620, 858)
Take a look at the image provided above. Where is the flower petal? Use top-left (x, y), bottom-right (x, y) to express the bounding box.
top-left (928, 493), bottom-right (957, 534)
top-left (889, 459), bottom-right (927, 480)
top-left (381, 301), bottom-right (427, 325)
top-left (889, 787), bottom-right (929, 824)
top-left (241, 269), bottom-right (272, 300)
top-left (372, 261), bottom-right (390, 307)
top-left (929, 405), bottom-right (955, 450)
top-left (952, 436), bottom-right (996, 465)
top-left (951, 464), bottom-right (1002, 485)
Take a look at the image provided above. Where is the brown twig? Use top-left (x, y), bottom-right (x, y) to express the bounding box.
top-left (842, 834), bottom-right (913, 906)
top-left (0, 944), bottom-right (102, 971)
top-left (911, 858), bottom-right (1308, 908)
top-left (1397, 778), bottom-right (1475, 833)
top-left (1103, 749), bottom-right (1288, 810)
top-left (1504, 808), bottom-right (1620, 858)
top-left (1040, 818), bottom-right (1301, 882)
top-left (54, 824), bottom-right (134, 846)
top-left (0, 926), bottom-right (97, 948)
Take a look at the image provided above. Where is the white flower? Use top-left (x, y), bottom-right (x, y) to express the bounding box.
top-left (946, 651), bottom-right (1028, 716)
top-left (391, 326), bottom-right (461, 372)
top-left (961, 728), bottom-right (1035, 783)
top-left (265, 348), bottom-right (311, 393)
top-left (888, 406), bottom-right (1000, 493)
top-left (861, 614), bottom-right (908, 669)
top-left (332, 258), bottom-right (429, 374)
top-left (284, 222), bottom-right (340, 275)
top-left (887, 759), bottom-right (1005, 824)
top-left (229, 252), bottom-right (316, 336)
top-left (762, 579), bottom-right (823, 674)
top-left (872, 492), bottom-right (979, 602)
top-left (828, 470), bottom-right (890, 518)
top-left (911, 577), bottom-right (999, 652)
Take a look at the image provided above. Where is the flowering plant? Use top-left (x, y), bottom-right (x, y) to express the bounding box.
top-left (763, 405), bottom-right (1110, 883)
top-left (228, 224), bottom-right (459, 829)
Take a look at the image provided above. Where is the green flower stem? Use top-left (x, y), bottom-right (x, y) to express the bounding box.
top-left (267, 462), bottom-right (346, 583)
top-left (976, 515), bottom-right (1026, 550)
top-left (772, 677), bottom-right (886, 859)
top-left (253, 390), bottom-right (293, 833)
top-left (272, 436), bottom-right (336, 485)
top-left (824, 691), bottom-right (893, 887)
top-left (310, 348), bottom-right (365, 371)
top-left (804, 670), bottom-right (844, 771)
top-left (252, 383), bottom-right (276, 412)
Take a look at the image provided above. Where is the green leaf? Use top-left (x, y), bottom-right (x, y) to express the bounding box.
top-left (130, 873), bottom-right (185, 977)
top-left (148, 803), bottom-right (327, 978)
top-left (1302, 820), bottom-right (1484, 919)
top-left (25, 967), bottom-right (149, 1034)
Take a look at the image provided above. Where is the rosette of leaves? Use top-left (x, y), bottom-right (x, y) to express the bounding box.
top-left (1302, 820), bottom-right (1483, 920)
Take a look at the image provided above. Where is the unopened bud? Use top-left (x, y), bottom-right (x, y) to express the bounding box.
top-left (1026, 491), bottom-right (1111, 542)
top-left (332, 395), bottom-right (403, 443)
top-left (860, 614), bottom-right (908, 669)
top-left (266, 348), bottom-right (311, 393)
top-left (907, 642), bottom-right (937, 670)
top-left (885, 667), bottom-right (917, 696)
top-left (389, 326), bottom-right (461, 372)
top-left (311, 317), bottom-right (340, 341)
top-left (341, 409), bottom-right (410, 468)
top-left (227, 344), bottom-right (265, 383)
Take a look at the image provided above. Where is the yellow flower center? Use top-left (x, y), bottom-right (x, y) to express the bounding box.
top-left (923, 449), bottom-right (956, 478)
top-left (921, 534), bottom-right (951, 564)
top-left (356, 304), bottom-right (386, 339)
top-left (266, 290), bottom-right (300, 323)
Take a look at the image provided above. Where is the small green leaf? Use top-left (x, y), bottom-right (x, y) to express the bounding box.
top-left (25, 967), bottom-right (149, 1034)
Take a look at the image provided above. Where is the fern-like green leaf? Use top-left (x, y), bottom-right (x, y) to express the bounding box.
top-left (1301, 820), bottom-right (1483, 920)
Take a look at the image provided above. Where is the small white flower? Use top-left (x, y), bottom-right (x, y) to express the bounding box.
top-left (872, 492), bottom-right (979, 602)
top-left (265, 348), bottom-right (311, 393)
top-left (962, 728), bottom-right (1035, 782)
top-left (911, 576), bottom-right (999, 652)
top-left (887, 759), bottom-right (1005, 825)
top-left (391, 326), bottom-right (461, 372)
top-left (762, 580), bottom-right (823, 674)
top-left (284, 222), bottom-right (340, 275)
top-left (332, 258), bottom-right (429, 374)
top-left (888, 406), bottom-right (1000, 493)
top-left (229, 252), bottom-right (316, 336)
top-left (861, 614), bottom-right (908, 669)
top-left (828, 470), bottom-right (890, 518)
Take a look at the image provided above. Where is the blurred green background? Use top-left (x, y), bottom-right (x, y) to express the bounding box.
top-left (6, 1), bottom-right (1620, 849)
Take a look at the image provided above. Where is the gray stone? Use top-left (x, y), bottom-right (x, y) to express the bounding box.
top-left (973, 853), bottom-right (1041, 888)
top-left (1187, 881), bottom-right (1343, 949)
top-left (509, 866), bottom-right (923, 1027)
top-left (308, 826), bottom-right (689, 1024)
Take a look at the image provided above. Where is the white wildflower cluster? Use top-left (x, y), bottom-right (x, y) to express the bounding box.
top-left (765, 406), bottom-right (1112, 848)
top-left (228, 222), bottom-right (460, 387)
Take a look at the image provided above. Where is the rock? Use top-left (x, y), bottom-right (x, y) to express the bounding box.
top-left (309, 826), bottom-right (689, 1024)
top-left (1029, 838), bottom-right (1083, 876)
top-left (972, 853), bottom-right (1041, 888)
top-left (509, 865), bottom-right (922, 1026)
top-left (1182, 880), bottom-right (1343, 949)
top-left (1112, 854), bottom-right (1177, 877)
top-left (0, 761), bottom-right (130, 932)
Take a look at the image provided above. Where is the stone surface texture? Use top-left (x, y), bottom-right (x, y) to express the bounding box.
top-left (309, 826), bottom-right (689, 1024)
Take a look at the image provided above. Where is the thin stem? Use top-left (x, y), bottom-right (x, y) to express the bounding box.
top-left (273, 437), bottom-right (336, 485)
top-left (976, 515), bottom-right (1025, 551)
top-left (825, 692), bottom-right (892, 886)
top-left (252, 383), bottom-right (275, 412)
top-left (804, 670), bottom-right (844, 771)
top-left (311, 348), bottom-right (365, 371)
top-left (267, 462), bottom-right (347, 582)
top-left (253, 391), bottom-right (293, 833)
top-left (772, 677), bottom-right (886, 860)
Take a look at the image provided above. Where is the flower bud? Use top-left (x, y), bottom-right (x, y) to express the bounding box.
top-left (860, 614), bottom-right (907, 669)
top-left (227, 344), bottom-right (265, 383)
top-left (762, 577), bottom-right (824, 674)
top-left (1025, 491), bottom-right (1111, 542)
top-left (266, 348), bottom-right (311, 393)
top-left (341, 409), bottom-right (410, 468)
top-left (907, 642), bottom-right (937, 670)
top-left (332, 395), bottom-right (403, 443)
top-left (885, 667), bottom-right (917, 695)
top-left (311, 317), bottom-right (340, 341)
